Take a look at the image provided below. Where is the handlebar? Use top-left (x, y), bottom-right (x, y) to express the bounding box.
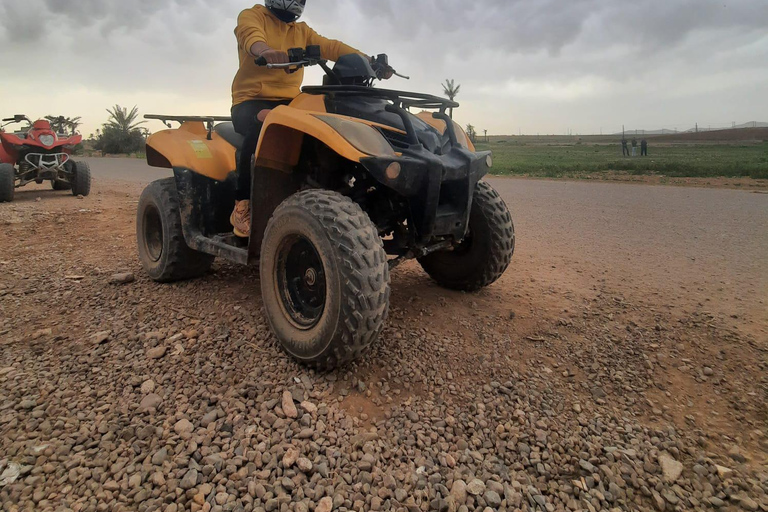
top-left (254, 47), bottom-right (407, 81)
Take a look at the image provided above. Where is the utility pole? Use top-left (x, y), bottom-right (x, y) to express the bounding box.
top-left (695, 123), bottom-right (698, 133)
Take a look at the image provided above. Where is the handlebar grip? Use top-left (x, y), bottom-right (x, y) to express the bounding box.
top-left (254, 56), bottom-right (268, 66)
top-left (2, 118), bottom-right (14, 122)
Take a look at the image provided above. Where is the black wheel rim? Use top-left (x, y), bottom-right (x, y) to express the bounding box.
top-left (144, 205), bottom-right (163, 262)
top-left (276, 235), bottom-right (326, 329)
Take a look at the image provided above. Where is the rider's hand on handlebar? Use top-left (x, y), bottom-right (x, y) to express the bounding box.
top-left (259, 49), bottom-right (290, 65)
top-left (369, 55), bottom-right (394, 80)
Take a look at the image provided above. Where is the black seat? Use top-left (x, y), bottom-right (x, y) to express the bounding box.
top-left (214, 122), bottom-right (245, 150)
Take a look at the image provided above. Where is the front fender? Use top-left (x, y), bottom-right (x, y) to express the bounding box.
top-left (146, 122), bottom-right (236, 182)
top-left (255, 106), bottom-right (370, 169)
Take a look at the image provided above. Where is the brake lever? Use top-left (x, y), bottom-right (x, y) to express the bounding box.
top-left (393, 71), bottom-right (410, 80)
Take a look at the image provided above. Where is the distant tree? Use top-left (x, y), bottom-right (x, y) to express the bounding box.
top-left (442, 79), bottom-right (461, 119)
top-left (466, 124), bottom-right (477, 144)
top-left (45, 115), bottom-right (82, 135)
top-left (95, 105), bottom-right (147, 155)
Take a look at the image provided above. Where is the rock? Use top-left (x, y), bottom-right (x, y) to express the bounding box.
top-left (739, 496), bottom-right (758, 511)
top-left (282, 447), bottom-right (299, 468)
top-left (703, 366), bottom-right (714, 376)
top-left (450, 480), bottom-right (467, 503)
top-left (91, 331), bottom-right (111, 345)
top-left (297, 457), bottom-right (313, 473)
top-left (32, 328), bottom-right (53, 340)
top-left (139, 393), bottom-right (163, 411)
top-left (201, 409), bottom-right (219, 427)
top-left (466, 479), bottom-right (485, 496)
top-left (140, 380), bottom-right (155, 394)
top-left (315, 497), bottom-right (333, 512)
top-left (174, 418), bottom-right (194, 435)
top-left (708, 496), bottom-right (725, 508)
top-left (151, 447), bottom-right (168, 465)
top-left (716, 465), bottom-right (734, 479)
top-left (300, 401), bottom-right (318, 414)
top-left (728, 445), bottom-right (747, 463)
top-left (484, 490), bottom-right (502, 508)
top-left (179, 469), bottom-right (198, 490)
top-left (0, 462), bottom-right (21, 486)
top-left (579, 459), bottom-right (596, 473)
top-left (109, 272), bottom-right (135, 285)
top-left (282, 390), bottom-right (298, 418)
top-left (658, 452), bottom-right (683, 483)
top-left (572, 403), bottom-right (582, 413)
top-left (147, 346), bottom-right (167, 360)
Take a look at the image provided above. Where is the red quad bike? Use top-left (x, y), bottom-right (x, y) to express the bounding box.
top-left (0, 114), bottom-right (91, 203)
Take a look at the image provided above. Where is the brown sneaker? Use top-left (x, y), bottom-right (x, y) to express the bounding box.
top-left (230, 200), bottom-right (251, 238)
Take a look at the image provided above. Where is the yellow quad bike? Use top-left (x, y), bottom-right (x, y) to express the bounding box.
top-left (138, 47), bottom-right (515, 369)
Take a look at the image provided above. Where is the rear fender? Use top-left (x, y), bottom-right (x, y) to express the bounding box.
top-left (146, 122), bottom-right (236, 182)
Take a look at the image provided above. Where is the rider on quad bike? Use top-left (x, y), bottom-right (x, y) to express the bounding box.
top-left (229, 0), bottom-right (390, 237)
top-left (138, 4), bottom-right (515, 369)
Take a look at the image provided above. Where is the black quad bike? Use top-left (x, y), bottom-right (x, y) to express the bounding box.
top-left (138, 47), bottom-right (515, 368)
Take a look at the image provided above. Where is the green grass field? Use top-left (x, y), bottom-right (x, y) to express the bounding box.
top-left (475, 140), bottom-right (768, 180)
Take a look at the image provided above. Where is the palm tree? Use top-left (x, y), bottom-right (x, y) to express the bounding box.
top-left (466, 124), bottom-right (477, 144)
top-left (442, 79), bottom-right (461, 119)
top-left (105, 105), bottom-right (146, 133)
top-left (66, 116), bottom-right (82, 134)
top-left (45, 115), bottom-right (83, 135)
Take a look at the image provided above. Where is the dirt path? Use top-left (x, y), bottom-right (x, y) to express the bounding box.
top-left (1, 174), bottom-right (766, 511)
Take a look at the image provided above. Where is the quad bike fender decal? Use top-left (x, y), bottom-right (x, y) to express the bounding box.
top-left (146, 122), bottom-right (236, 181)
top-left (256, 106), bottom-right (368, 166)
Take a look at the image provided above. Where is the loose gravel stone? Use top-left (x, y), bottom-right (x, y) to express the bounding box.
top-left (658, 452), bottom-right (684, 483)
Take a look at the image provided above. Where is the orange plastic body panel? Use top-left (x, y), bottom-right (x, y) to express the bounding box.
top-left (289, 93), bottom-right (328, 113)
top-left (256, 106), bottom-right (368, 165)
top-left (146, 122), bottom-right (236, 182)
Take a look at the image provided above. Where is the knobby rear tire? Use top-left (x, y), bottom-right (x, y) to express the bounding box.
top-left (136, 178), bottom-right (214, 283)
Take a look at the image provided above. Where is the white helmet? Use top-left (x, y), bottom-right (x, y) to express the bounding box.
top-left (265, 0), bottom-right (306, 22)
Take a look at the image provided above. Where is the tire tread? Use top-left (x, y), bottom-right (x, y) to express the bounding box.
top-left (268, 190), bottom-right (390, 369)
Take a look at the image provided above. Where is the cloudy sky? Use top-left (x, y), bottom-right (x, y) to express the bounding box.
top-left (1, 0), bottom-right (766, 136)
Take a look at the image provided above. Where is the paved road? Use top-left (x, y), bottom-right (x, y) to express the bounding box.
top-left (85, 157), bottom-right (768, 327)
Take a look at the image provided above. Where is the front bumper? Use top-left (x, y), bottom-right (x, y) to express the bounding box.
top-left (361, 145), bottom-right (491, 242)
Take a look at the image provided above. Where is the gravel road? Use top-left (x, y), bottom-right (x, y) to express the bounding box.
top-left (1, 159), bottom-right (766, 512)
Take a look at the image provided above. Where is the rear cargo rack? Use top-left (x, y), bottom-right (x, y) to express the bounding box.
top-left (145, 115), bottom-right (232, 140)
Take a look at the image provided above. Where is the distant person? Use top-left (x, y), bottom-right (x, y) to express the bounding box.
top-left (631, 138), bottom-right (638, 157)
top-left (621, 138), bottom-right (629, 156)
top-left (641, 139), bottom-right (648, 156)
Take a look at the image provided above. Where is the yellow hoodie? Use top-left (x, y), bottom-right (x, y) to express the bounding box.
top-left (232, 5), bottom-right (362, 105)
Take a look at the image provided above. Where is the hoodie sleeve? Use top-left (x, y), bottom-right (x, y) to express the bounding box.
top-left (235, 8), bottom-right (269, 55)
top-left (305, 27), bottom-right (363, 62)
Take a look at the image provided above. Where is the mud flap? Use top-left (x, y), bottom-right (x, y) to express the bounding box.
top-left (172, 167), bottom-right (248, 264)
top-left (248, 166), bottom-right (305, 260)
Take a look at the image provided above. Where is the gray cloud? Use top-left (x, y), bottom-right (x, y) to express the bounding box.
top-left (0, 0), bottom-right (766, 135)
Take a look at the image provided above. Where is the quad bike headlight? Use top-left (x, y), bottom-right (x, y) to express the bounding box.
top-left (315, 115), bottom-right (395, 157)
top-left (39, 134), bottom-right (55, 146)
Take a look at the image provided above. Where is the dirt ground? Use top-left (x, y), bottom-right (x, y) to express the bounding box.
top-left (1, 173), bottom-right (766, 512)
